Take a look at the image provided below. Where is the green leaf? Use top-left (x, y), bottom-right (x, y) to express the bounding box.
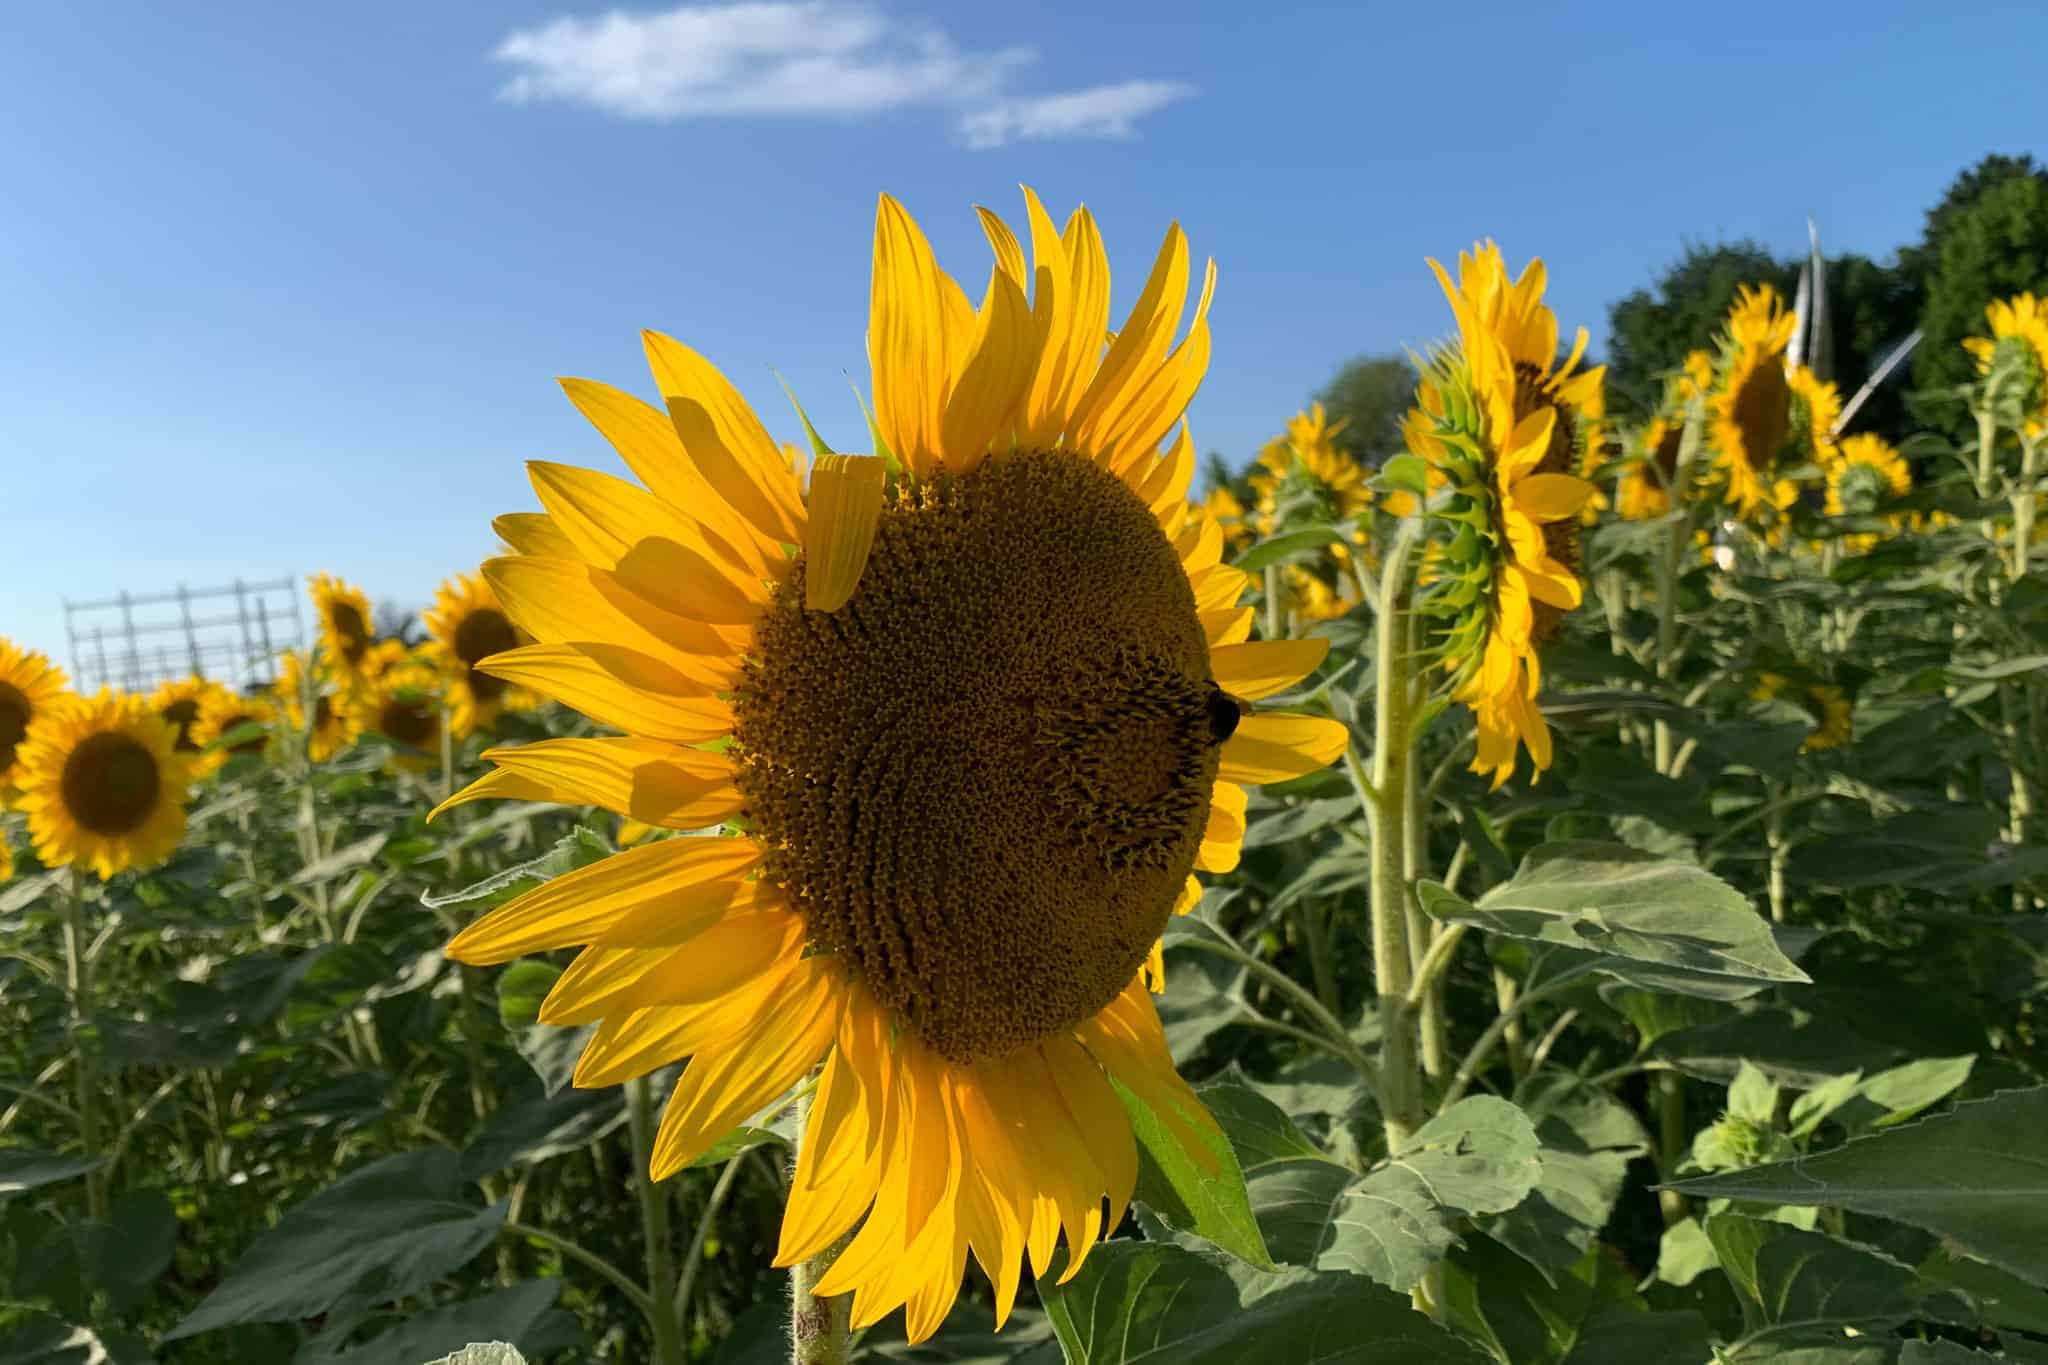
top-left (1199, 1080), bottom-right (1329, 1171)
top-left (1668, 1087), bottom-right (2048, 1289)
top-left (1837, 1054), bottom-right (1976, 1132)
top-left (1039, 1241), bottom-right (1486, 1364)
top-left (1110, 1075), bottom-right (1272, 1270)
top-left (289, 833), bottom-right (389, 886)
top-left (0, 1314), bottom-right (151, 1365)
top-left (1317, 1097), bottom-right (1542, 1292)
top-left (1487, 1075), bottom-right (1650, 1282)
top-left (308, 1281), bottom-right (575, 1364)
top-left (168, 1148), bottom-right (508, 1338)
top-left (1655, 1217), bottom-right (1718, 1288)
top-left (1419, 842), bottom-right (1808, 990)
top-left (1728, 1061), bottom-right (1781, 1127)
top-left (494, 962), bottom-right (561, 1030)
top-left (1918, 1243), bottom-right (2048, 1336)
top-left (1377, 454), bottom-right (1431, 497)
top-left (1230, 526), bottom-right (1349, 573)
top-left (0, 1149), bottom-right (102, 1195)
top-left (14, 1190), bottom-right (178, 1318)
top-left (1704, 1215), bottom-right (1921, 1352)
top-left (458, 1079), bottom-right (626, 1181)
top-left (422, 828), bottom-right (613, 912)
top-left (426, 1348), bottom-right (529, 1365)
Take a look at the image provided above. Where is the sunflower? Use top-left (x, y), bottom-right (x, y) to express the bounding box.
top-left (437, 189), bottom-right (1347, 1342)
top-left (0, 832), bottom-right (11, 882)
top-left (0, 638), bottom-right (69, 806)
top-left (274, 648), bottom-right (358, 762)
top-left (1753, 673), bottom-right (1851, 752)
top-left (1618, 351), bottom-right (1715, 522)
top-left (189, 688), bottom-right (278, 774)
top-left (1280, 563), bottom-right (1356, 622)
top-left (1825, 433), bottom-right (1913, 553)
top-left (1249, 404), bottom-right (1373, 556)
top-left (1709, 286), bottom-right (1804, 519)
top-left (350, 659), bottom-right (445, 769)
top-left (1787, 365), bottom-right (1842, 467)
top-left (1414, 244), bottom-right (1599, 787)
top-left (1964, 292), bottom-right (2048, 435)
top-left (424, 573), bottom-right (536, 737)
top-left (309, 573), bottom-right (375, 676)
top-left (15, 689), bottom-right (189, 878)
top-left (148, 676), bottom-right (223, 755)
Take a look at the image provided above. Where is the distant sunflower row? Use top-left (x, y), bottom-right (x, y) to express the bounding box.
top-left (0, 570), bottom-right (535, 881)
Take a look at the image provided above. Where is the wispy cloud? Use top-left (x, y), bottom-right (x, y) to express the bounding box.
top-left (492, 2), bottom-right (1195, 147)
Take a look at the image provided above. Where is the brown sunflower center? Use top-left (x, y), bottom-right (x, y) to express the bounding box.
top-left (1733, 359), bottom-right (1791, 470)
top-left (220, 710), bottom-right (266, 755)
top-left (454, 608), bottom-right (519, 704)
top-left (330, 604), bottom-right (370, 664)
top-left (1512, 364), bottom-right (1583, 646)
top-left (733, 448), bottom-right (1219, 1064)
top-left (379, 695), bottom-right (440, 749)
top-left (61, 732), bottom-right (162, 836)
top-left (0, 683), bottom-right (29, 770)
top-left (1651, 422), bottom-right (1684, 482)
top-left (162, 698), bottom-right (202, 751)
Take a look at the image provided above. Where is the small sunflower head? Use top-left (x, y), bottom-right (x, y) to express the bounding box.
top-left (308, 573), bottom-right (375, 674)
top-left (15, 689), bottom-right (191, 879)
top-left (353, 660), bottom-right (445, 768)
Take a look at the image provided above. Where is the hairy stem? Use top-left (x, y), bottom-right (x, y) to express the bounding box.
top-left (627, 1078), bottom-right (686, 1365)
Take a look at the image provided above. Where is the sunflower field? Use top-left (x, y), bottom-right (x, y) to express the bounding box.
top-left (3, 183), bottom-right (2047, 1365)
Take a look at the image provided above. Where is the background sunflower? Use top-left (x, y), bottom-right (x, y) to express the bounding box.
top-left (15, 689), bottom-right (189, 878)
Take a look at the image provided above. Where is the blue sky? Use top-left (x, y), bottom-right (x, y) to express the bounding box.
top-left (4, 0), bottom-right (2044, 674)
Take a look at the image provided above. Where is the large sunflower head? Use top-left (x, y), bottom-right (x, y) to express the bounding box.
top-left (1617, 351), bottom-right (1714, 522)
top-left (189, 687), bottom-right (278, 774)
top-left (308, 574), bottom-right (375, 675)
top-left (423, 572), bottom-right (536, 737)
top-left (1413, 245), bottom-right (1599, 787)
top-left (273, 648), bottom-right (358, 762)
top-left (436, 189), bottom-right (1347, 1343)
top-left (0, 638), bottom-right (69, 806)
top-left (1708, 285), bottom-right (1804, 519)
top-left (15, 689), bottom-right (189, 879)
top-left (350, 659), bottom-right (444, 770)
top-left (1964, 292), bottom-right (2048, 435)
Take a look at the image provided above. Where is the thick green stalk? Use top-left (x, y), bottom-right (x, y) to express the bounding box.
top-left (1366, 527), bottom-right (1424, 1150)
top-left (1652, 411), bottom-right (1705, 774)
top-left (2013, 429), bottom-right (2039, 584)
top-left (62, 871), bottom-right (107, 1221)
top-left (626, 1078), bottom-right (686, 1365)
top-left (788, 1090), bottom-right (851, 1365)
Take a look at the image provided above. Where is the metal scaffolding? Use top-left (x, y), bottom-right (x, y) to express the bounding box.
top-left (63, 577), bottom-right (305, 694)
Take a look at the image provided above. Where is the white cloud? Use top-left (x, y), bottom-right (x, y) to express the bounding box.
top-left (492, 2), bottom-right (1193, 146)
top-left (956, 80), bottom-right (1197, 150)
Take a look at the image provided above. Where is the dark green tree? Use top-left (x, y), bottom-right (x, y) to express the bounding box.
top-left (1605, 243), bottom-right (1797, 419)
top-left (1313, 354), bottom-right (1418, 467)
top-left (1823, 252), bottom-right (1923, 440)
top-left (1911, 168), bottom-right (2048, 424)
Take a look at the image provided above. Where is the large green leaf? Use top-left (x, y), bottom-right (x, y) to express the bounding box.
top-left (1486, 1075), bottom-right (1651, 1282)
top-left (0, 1314), bottom-right (151, 1365)
top-left (0, 1150), bottom-right (101, 1196)
top-left (1110, 1073), bottom-right (1271, 1269)
top-left (1314, 1097), bottom-right (1541, 1292)
top-left (1039, 1241), bottom-right (1485, 1363)
top-left (12, 1190), bottom-right (178, 1318)
top-left (168, 1148), bottom-right (508, 1338)
top-left (1705, 1215), bottom-right (1921, 1354)
top-left (1418, 842), bottom-right (1807, 992)
top-left (1668, 1088), bottom-right (2048, 1288)
top-left (306, 1280), bottom-right (578, 1364)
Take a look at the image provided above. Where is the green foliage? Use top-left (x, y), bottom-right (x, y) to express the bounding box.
top-left (1605, 242), bottom-right (1796, 415)
top-left (1914, 171), bottom-right (2048, 422)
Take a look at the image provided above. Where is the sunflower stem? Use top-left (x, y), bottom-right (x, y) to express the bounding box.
top-left (60, 870), bottom-right (107, 1222)
top-left (626, 1077), bottom-right (686, 1365)
top-left (2013, 427), bottom-right (2039, 585)
top-left (1651, 409), bottom-right (1706, 776)
top-left (1366, 523), bottom-right (1425, 1155)
top-left (788, 1089), bottom-right (852, 1365)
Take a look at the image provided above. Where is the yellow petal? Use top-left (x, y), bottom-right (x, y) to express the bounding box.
top-left (594, 876), bottom-right (775, 949)
top-left (559, 378), bottom-right (765, 559)
top-left (610, 535), bottom-right (768, 626)
top-left (428, 766), bottom-right (555, 823)
top-left (1209, 638), bottom-right (1330, 700)
top-left (527, 461), bottom-right (711, 571)
top-left (976, 205), bottom-right (1027, 292)
top-left (1217, 713), bottom-right (1349, 785)
top-left (464, 736), bottom-right (740, 829)
top-left (447, 835), bottom-right (760, 964)
top-left (1200, 606), bottom-right (1254, 647)
top-left (492, 511), bottom-right (578, 560)
top-left (1043, 1038), bottom-right (1136, 1236)
top-left (483, 555), bottom-right (736, 690)
top-left (607, 910), bottom-right (806, 1013)
top-left (1513, 471), bottom-right (1597, 522)
top-left (1072, 223), bottom-right (1190, 455)
top-left (868, 194), bottom-right (949, 478)
top-left (937, 266), bottom-right (1033, 470)
top-left (477, 643), bottom-right (733, 744)
top-left (572, 960), bottom-right (795, 1087)
top-left (649, 959), bottom-right (840, 1178)
top-left (644, 330), bottom-right (806, 547)
top-left (805, 454), bottom-right (886, 612)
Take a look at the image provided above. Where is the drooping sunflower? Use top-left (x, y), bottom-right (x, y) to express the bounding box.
top-left (1825, 433), bottom-right (1914, 553)
top-left (1753, 672), bottom-right (1851, 752)
top-left (274, 648), bottom-right (358, 762)
top-left (438, 189), bottom-right (1347, 1342)
top-left (15, 689), bottom-right (189, 879)
top-left (1964, 292), bottom-right (2048, 436)
top-left (0, 638), bottom-right (69, 805)
top-left (1249, 404), bottom-right (1373, 557)
top-left (189, 687), bottom-right (278, 774)
top-left (1414, 244), bottom-right (1600, 787)
top-left (148, 676), bottom-right (224, 755)
top-left (350, 659), bottom-right (444, 769)
top-left (423, 573), bottom-right (536, 737)
top-left (309, 573), bottom-right (376, 676)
